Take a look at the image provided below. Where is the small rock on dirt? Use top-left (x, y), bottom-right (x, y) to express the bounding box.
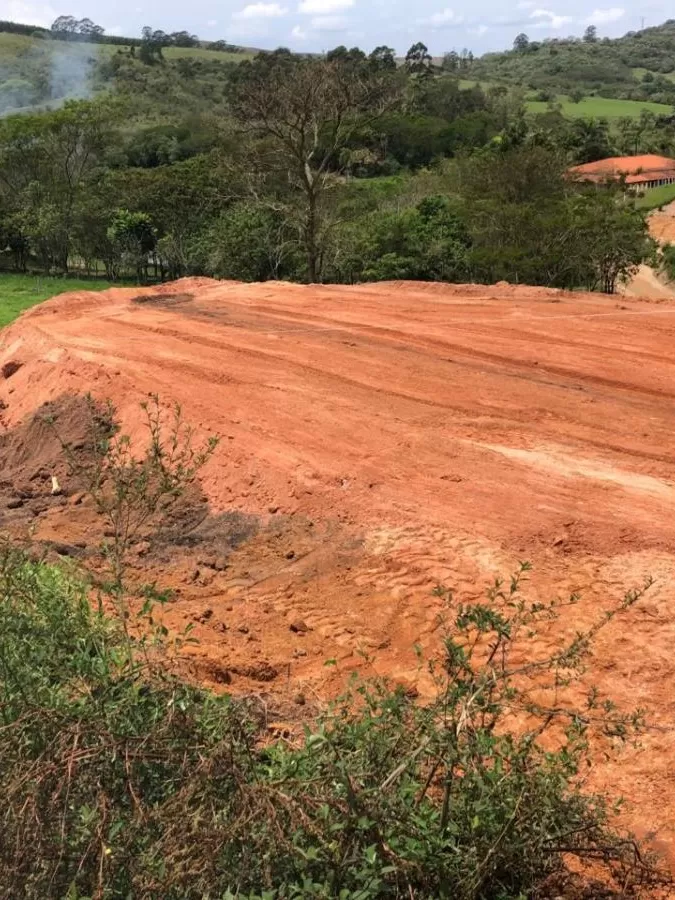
top-left (53, 543), bottom-right (78, 557)
top-left (237, 624), bottom-right (249, 634)
top-left (198, 555), bottom-right (217, 569)
top-left (6, 498), bottom-right (24, 510)
top-left (294, 693), bottom-right (306, 706)
top-left (290, 620), bottom-right (309, 634)
top-left (285, 550), bottom-right (295, 560)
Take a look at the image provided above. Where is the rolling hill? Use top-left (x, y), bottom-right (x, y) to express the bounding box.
top-left (3, 16), bottom-right (675, 119)
top-left (470, 20), bottom-right (675, 108)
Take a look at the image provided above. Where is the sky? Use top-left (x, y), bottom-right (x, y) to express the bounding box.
top-left (0, 0), bottom-right (672, 55)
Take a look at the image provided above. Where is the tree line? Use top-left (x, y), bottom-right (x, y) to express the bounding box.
top-left (0, 47), bottom-right (656, 291)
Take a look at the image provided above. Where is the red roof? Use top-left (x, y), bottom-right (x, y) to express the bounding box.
top-left (569, 154), bottom-right (675, 184)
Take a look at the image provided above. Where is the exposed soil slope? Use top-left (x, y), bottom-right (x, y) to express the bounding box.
top-left (620, 264), bottom-right (675, 299)
top-left (2, 277), bottom-right (675, 858)
top-left (650, 200), bottom-right (675, 244)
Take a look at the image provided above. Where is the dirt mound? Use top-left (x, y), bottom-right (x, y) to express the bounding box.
top-left (3, 276), bottom-right (675, 858)
top-left (0, 395), bottom-right (101, 527)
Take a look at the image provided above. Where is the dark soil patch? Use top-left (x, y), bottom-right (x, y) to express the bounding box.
top-left (1, 361), bottom-right (22, 379)
top-left (132, 293), bottom-right (194, 307)
top-left (156, 507), bottom-right (260, 558)
top-left (0, 395), bottom-right (97, 494)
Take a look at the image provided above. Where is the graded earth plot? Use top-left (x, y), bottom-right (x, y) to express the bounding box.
top-left (2, 277), bottom-right (675, 856)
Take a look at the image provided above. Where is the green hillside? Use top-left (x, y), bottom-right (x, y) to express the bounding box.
top-left (0, 23), bottom-right (249, 115)
top-left (470, 20), bottom-right (675, 107)
top-left (4, 17), bottom-right (675, 119)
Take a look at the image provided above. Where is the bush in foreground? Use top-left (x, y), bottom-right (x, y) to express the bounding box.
top-left (0, 542), bottom-right (666, 899)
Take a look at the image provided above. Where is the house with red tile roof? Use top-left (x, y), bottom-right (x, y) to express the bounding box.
top-left (569, 154), bottom-right (675, 190)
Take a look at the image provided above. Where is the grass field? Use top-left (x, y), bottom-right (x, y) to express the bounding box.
top-left (635, 182), bottom-right (675, 210)
top-left (0, 30), bottom-right (252, 64)
top-left (527, 95), bottom-right (672, 119)
top-left (0, 274), bottom-right (115, 327)
top-left (526, 94), bottom-right (673, 119)
top-left (457, 77), bottom-right (672, 119)
top-left (162, 45), bottom-right (253, 62)
top-left (632, 67), bottom-right (675, 84)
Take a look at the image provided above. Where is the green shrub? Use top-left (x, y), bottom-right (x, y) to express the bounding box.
top-left (661, 243), bottom-right (675, 280)
top-left (0, 545), bottom-right (666, 898)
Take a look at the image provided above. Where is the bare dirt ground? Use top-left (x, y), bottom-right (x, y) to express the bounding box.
top-left (650, 201), bottom-right (675, 244)
top-left (2, 277), bottom-right (675, 865)
top-left (621, 264), bottom-right (675, 299)
top-left (621, 204), bottom-right (675, 299)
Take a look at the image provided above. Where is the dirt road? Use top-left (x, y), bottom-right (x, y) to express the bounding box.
top-left (2, 277), bottom-right (675, 855)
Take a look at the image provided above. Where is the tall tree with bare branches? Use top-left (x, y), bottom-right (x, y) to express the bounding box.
top-left (228, 50), bottom-right (401, 283)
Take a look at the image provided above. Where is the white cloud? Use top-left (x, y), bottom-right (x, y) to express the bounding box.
top-left (233, 2), bottom-right (288, 19)
top-left (469, 24), bottom-right (488, 35)
top-left (311, 14), bottom-right (347, 29)
top-left (417, 7), bottom-right (463, 27)
top-left (291, 23), bottom-right (308, 37)
top-left (428, 8), bottom-right (458, 25)
top-left (206, 18), bottom-right (217, 26)
top-left (585, 6), bottom-right (624, 24)
top-left (0, 0), bottom-right (58, 27)
top-left (297, 0), bottom-right (354, 14)
top-left (108, 24), bottom-right (123, 35)
top-left (530, 8), bottom-right (573, 28)
top-left (517, 0), bottom-right (536, 7)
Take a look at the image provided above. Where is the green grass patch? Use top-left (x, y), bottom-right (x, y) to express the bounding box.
top-left (0, 31), bottom-right (252, 64)
top-left (635, 182), bottom-right (675, 210)
top-left (631, 67), bottom-right (675, 84)
top-left (0, 273), bottom-right (115, 327)
top-left (527, 94), bottom-right (673, 119)
top-left (162, 45), bottom-right (253, 62)
top-left (0, 31), bottom-right (36, 58)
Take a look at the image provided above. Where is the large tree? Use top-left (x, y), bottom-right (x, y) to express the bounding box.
top-left (405, 42), bottom-right (433, 76)
top-left (0, 100), bottom-right (115, 272)
top-left (228, 50), bottom-right (400, 282)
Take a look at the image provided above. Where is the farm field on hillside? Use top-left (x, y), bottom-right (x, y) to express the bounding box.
top-left (0, 30), bottom-right (251, 63)
top-left (527, 94), bottom-right (673, 118)
top-left (0, 31), bottom-right (37, 57)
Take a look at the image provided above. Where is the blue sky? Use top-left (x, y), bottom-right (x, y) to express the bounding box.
top-left (0, 0), bottom-right (672, 54)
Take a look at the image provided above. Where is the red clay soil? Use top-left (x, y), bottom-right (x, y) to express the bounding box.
top-left (650, 201), bottom-right (675, 244)
top-left (2, 277), bottom-right (675, 866)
